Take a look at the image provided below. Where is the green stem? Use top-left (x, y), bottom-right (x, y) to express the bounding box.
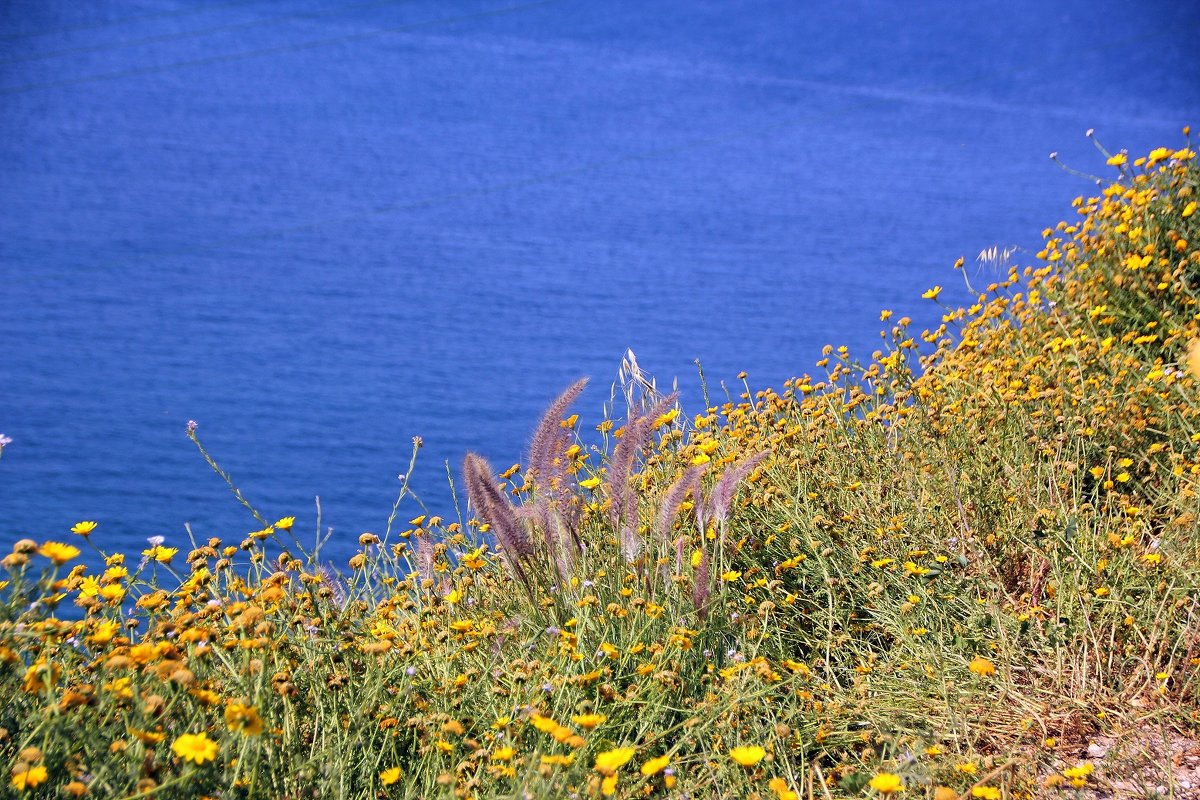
top-left (188, 430), bottom-right (267, 527)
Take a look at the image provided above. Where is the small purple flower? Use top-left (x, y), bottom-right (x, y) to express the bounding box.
top-left (0, 434), bottom-right (12, 447)
top-left (405, 666), bottom-right (416, 676)
top-left (147, 535), bottom-right (165, 547)
top-left (186, 420), bottom-right (198, 434)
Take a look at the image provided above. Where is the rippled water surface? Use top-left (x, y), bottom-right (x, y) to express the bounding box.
top-left (2, 0), bottom-right (1197, 562)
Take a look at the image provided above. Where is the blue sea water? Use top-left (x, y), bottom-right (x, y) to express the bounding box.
top-left (1, 0), bottom-right (1197, 565)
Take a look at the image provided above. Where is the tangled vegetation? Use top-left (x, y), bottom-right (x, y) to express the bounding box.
top-left (2, 134), bottom-right (1199, 799)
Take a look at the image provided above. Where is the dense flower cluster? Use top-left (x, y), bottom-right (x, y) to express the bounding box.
top-left (1, 136), bottom-right (1197, 798)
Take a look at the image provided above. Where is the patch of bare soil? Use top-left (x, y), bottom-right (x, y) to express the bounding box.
top-left (1039, 724), bottom-right (1200, 799)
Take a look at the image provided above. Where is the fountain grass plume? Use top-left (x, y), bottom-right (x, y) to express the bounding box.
top-left (606, 392), bottom-right (679, 529)
top-left (527, 378), bottom-right (588, 552)
top-left (606, 392), bottom-right (679, 560)
top-left (416, 532), bottom-right (435, 587)
top-left (655, 464), bottom-right (705, 542)
top-left (462, 452), bottom-right (534, 597)
top-left (707, 451), bottom-right (769, 526)
top-left (528, 378), bottom-right (588, 497)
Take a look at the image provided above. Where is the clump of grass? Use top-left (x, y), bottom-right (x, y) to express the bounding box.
top-left (1, 134), bottom-right (1198, 799)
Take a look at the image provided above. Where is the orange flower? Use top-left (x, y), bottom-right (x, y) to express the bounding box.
top-left (770, 777), bottom-right (800, 800)
top-left (571, 713), bottom-right (607, 729)
top-left (968, 656), bottom-right (996, 677)
top-left (38, 541), bottom-right (81, 565)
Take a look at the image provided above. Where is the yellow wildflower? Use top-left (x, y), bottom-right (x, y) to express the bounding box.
top-left (572, 713), bottom-right (607, 729)
top-left (274, 516), bottom-right (295, 530)
top-left (1185, 338), bottom-right (1200, 380)
top-left (654, 408), bottom-right (680, 428)
top-left (729, 746), bottom-right (766, 767)
top-left (1062, 763), bottom-right (1093, 788)
top-left (922, 286), bottom-right (942, 301)
top-left (770, 777), bottom-right (800, 800)
top-left (224, 702), bottom-right (264, 736)
top-left (380, 767), bottom-right (403, 785)
top-left (129, 727), bottom-right (166, 745)
top-left (89, 619), bottom-right (120, 645)
top-left (869, 773), bottom-right (904, 794)
top-left (38, 541), bottom-right (81, 565)
top-left (640, 755), bottom-right (670, 776)
top-left (102, 564), bottom-right (127, 581)
top-left (1147, 147), bottom-right (1172, 166)
top-left (968, 656), bottom-right (996, 677)
top-left (141, 545), bottom-right (178, 563)
top-left (11, 766), bottom-right (48, 791)
top-left (22, 660), bottom-right (60, 693)
top-left (71, 520), bottom-right (97, 536)
top-left (172, 732), bottom-right (219, 765)
top-left (593, 747), bottom-right (636, 776)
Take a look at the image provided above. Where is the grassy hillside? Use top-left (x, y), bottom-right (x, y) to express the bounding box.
top-left (3, 134), bottom-right (1199, 799)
